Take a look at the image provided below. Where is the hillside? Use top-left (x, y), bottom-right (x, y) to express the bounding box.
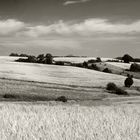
top-left (0, 56), bottom-right (140, 87)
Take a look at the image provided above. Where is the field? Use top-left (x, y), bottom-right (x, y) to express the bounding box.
top-left (0, 56), bottom-right (140, 87)
top-left (0, 56), bottom-right (140, 139)
top-left (0, 103), bottom-right (140, 140)
top-left (54, 57), bottom-right (116, 63)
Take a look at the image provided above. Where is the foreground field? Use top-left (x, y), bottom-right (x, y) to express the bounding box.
top-left (0, 103), bottom-right (140, 140)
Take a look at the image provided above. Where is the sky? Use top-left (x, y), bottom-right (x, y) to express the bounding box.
top-left (0, 0), bottom-right (140, 57)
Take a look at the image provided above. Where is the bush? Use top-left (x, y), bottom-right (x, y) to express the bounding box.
top-left (9, 53), bottom-right (19, 57)
top-left (130, 63), bottom-right (140, 72)
top-left (106, 82), bottom-right (117, 91)
top-left (55, 61), bottom-right (64, 65)
top-left (55, 96), bottom-right (67, 102)
top-left (91, 64), bottom-right (100, 71)
top-left (103, 68), bottom-right (112, 73)
top-left (106, 82), bottom-right (128, 95)
top-left (19, 54), bottom-right (28, 57)
top-left (88, 59), bottom-right (96, 63)
top-left (115, 88), bottom-right (128, 95)
top-left (3, 94), bottom-right (18, 99)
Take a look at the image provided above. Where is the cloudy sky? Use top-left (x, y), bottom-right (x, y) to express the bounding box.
top-left (0, 0), bottom-right (140, 57)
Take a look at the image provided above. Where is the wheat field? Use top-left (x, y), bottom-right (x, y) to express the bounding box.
top-left (0, 103), bottom-right (140, 140)
top-left (0, 56), bottom-right (140, 87)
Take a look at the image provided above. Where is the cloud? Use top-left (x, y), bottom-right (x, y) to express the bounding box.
top-left (1, 18), bottom-right (140, 38)
top-left (0, 19), bottom-right (26, 35)
top-left (63, 0), bottom-right (90, 6)
top-left (19, 19), bottom-right (140, 38)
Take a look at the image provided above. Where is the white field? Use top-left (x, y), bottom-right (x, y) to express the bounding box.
top-left (54, 57), bottom-right (116, 63)
top-left (0, 56), bottom-right (140, 87)
top-left (106, 62), bottom-right (131, 69)
top-left (0, 103), bottom-right (140, 140)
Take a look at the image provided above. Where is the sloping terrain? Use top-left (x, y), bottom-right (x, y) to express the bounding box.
top-left (0, 56), bottom-right (139, 104)
top-left (54, 57), bottom-right (116, 63)
top-left (0, 56), bottom-right (140, 87)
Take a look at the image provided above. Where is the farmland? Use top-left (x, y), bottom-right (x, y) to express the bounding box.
top-left (0, 56), bottom-right (140, 139)
top-left (0, 103), bottom-right (140, 140)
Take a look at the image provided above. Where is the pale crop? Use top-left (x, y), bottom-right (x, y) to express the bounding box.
top-left (0, 103), bottom-right (140, 140)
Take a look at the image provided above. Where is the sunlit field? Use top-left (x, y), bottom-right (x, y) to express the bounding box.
top-left (54, 57), bottom-right (116, 63)
top-left (0, 103), bottom-right (140, 140)
top-left (0, 56), bottom-right (140, 87)
top-left (106, 62), bottom-right (131, 70)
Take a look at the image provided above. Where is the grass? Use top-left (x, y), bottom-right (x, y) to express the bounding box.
top-left (0, 103), bottom-right (140, 139)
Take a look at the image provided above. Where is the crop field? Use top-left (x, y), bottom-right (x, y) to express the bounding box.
top-left (54, 57), bottom-right (116, 63)
top-left (0, 103), bottom-right (140, 140)
top-left (0, 56), bottom-right (140, 140)
top-left (0, 56), bottom-right (140, 87)
top-left (106, 62), bottom-right (131, 70)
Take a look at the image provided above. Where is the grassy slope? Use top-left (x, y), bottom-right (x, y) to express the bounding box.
top-left (0, 56), bottom-right (140, 87)
top-left (0, 56), bottom-right (139, 104)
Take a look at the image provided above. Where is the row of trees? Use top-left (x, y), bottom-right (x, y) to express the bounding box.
top-left (16, 53), bottom-right (53, 64)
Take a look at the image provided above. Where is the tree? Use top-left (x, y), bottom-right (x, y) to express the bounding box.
top-left (27, 55), bottom-right (37, 63)
top-left (130, 63), bottom-right (140, 72)
top-left (44, 53), bottom-right (53, 64)
top-left (83, 61), bottom-right (88, 68)
top-left (122, 54), bottom-right (133, 63)
top-left (124, 74), bottom-right (134, 87)
top-left (37, 54), bottom-right (45, 63)
top-left (96, 57), bottom-right (102, 62)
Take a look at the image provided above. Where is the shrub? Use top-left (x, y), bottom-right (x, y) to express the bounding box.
top-left (106, 82), bottom-right (117, 91)
top-left (19, 54), bottom-right (28, 57)
top-left (88, 59), bottom-right (96, 63)
top-left (9, 53), bottom-right (19, 57)
top-left (55, 96), bottom-right (67, 102)
top-left (103, 68), bottom-right (112, 73)
top-left (74, 63), bottom-right (84, 68)
top-left (115, 88), bottom-right (128, 95)
top-left (130, 63), bottom-right (140, 72)
top-left (55, 61), bottom-right (64, 65)
top-left (106, 83), bottom-right (128, 95)
top-left (3, 94), bottom-right (18, 99)
top-left (91, 64), bottom-right (100, 71)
